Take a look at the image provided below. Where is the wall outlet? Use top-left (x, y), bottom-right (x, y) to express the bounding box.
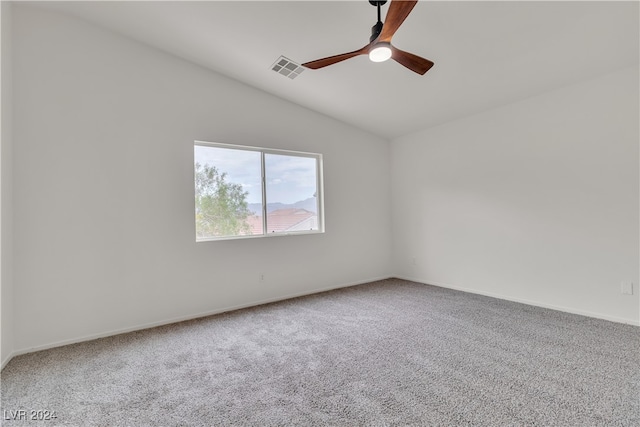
top-left (621, 281), bottom-right (634, 295)
top-left (411, 257), bottom-right (417, 266)
top-left (259, 273), bottom-right (265, 282)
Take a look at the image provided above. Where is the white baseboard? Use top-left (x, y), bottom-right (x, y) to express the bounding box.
top-left (396, 275), bottom-right (640, 327)
top-left (9, 275), bottom-right (393, 361)
top-left (1, 351), bottom-right (16, 371)
top-left (8, 274), bottom-right (634, 368)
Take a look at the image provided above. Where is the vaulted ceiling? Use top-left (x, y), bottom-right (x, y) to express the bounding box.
top-left (34, 1), bottom-right (639, 140)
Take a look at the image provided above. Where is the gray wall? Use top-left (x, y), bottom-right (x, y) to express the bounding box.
top-left (10, 5), bottom-right (392, 353)
top-left (1, 0), bottom-right (14, 367)
top-left (391, 65), bottom-right (639, 324)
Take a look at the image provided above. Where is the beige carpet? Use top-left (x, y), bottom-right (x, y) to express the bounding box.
top-left (1, 278), bottom-right (639, 426)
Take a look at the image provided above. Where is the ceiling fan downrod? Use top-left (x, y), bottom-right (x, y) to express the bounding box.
top-left (369, 0), bottom-right (387, 42)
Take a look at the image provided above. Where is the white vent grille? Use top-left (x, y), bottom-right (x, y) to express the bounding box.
top-left (271, 56), bottom-right (305, 80)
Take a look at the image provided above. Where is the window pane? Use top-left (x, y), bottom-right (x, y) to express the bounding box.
top-left (264, 153), bottom-right (319, 234)
top-left (194, 145), bottom-right (263, 239)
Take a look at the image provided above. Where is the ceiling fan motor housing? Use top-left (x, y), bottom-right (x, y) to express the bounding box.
top-left (370, 21), bottom-right (384, 42)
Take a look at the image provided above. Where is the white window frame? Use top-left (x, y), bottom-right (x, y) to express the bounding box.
top-left (194, 140), bottom-right (324, 242)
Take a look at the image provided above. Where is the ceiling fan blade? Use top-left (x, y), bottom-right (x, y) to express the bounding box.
top-left (378, 0), bottom-right (418, 43)
top-left (391, 45), bottom-right (434, 75)
top-left (302, 44), bottom-right (371, 69)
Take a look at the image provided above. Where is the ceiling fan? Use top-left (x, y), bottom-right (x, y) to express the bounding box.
top-left (302, 0), bottom-right (434, 75)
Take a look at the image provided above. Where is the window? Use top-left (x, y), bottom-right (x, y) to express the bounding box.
top-left (194, 141), bottom-right (324, 241)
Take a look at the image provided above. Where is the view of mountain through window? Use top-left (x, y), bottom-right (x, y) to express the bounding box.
top-left (194, 142), bottom-right (323, 241)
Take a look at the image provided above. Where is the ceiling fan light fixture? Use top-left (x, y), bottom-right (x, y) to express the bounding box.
top-left (369, 43), bottom-right (392, 62)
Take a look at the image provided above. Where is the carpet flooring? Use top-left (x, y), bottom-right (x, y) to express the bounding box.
top-left (1, 278), bottom-right (639, 426)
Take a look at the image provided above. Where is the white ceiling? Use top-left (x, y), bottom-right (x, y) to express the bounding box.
top-left (34, 1), bottom-right (639, 140)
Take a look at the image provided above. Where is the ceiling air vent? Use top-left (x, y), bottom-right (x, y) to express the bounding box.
top-left (271, 56), bottom-right (305, 80)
